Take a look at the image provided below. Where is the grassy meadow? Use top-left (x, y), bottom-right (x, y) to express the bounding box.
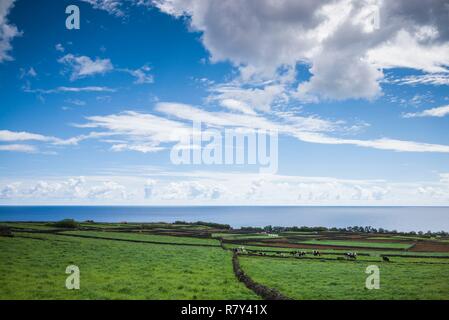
top-left (0, 232), bottom-right (256, 300)
top-left (60, 230), bottom-right (220, 246)
top-left (1, 221), bottom-right (449, 300)
top-left (295, 239), bottom-right (413, 249)
top-left (239, 256), bottom-right (449, 300)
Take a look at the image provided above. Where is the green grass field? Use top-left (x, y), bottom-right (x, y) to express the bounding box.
top-left (212, 233), bottom-right (279, 240)
top-left (0, 222), bottom-right (62, 230)
top-left (295, 239), bottom-right (413, 249)
top-left (60, 230), bottom-right (220, 246)
top-left (225, 242), bottom-right (449, 257)
top-left (0, 233), bottom-right (256, 300)
top-left (239, 256), bottom-right (449, 299)
top-left (1, 221), bottom-right (449, 300)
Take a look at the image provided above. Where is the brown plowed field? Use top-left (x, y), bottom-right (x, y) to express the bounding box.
top-left (410, 242), bottom-right (449, 252)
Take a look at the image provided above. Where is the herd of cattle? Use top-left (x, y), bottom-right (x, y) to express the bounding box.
top-left (292, 250), bottom-right (390, 261)
top-left (291, 250), bottom-right (358, 259)
top-left (235, 247), bottom-right (391, 262)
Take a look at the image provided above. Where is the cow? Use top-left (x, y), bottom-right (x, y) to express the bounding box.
top-left (312, 250), bottom-right (321, 256)
top-left (345, 252), bottom-right (357, 260)
top-left (294, 251), bottom-right (306, 257)
top-left (237, 246), bottom-right (247, 254)
top-left (382, 256), bottom-right (390, 262)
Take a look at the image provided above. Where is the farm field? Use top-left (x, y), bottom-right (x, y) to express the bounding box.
top-left (60, 230), bottom-right (220, 246)
top-left (1, 220), bottom-right (449, 300)
top-left (0, 222), bottom-right (62, 230)
top-left (239, 256), bottom-right (449, 300)
top-left (0, 232), bottom-right (255, 300)
top-left (223, 242), bottom-right (449, 258)
top-left (294, 239), bottom-right (413, 250)
top-left (212, 233), bottom-right (279, 240)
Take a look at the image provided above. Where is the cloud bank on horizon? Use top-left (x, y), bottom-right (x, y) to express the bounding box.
top-left (0, 0), bottom-right (449, 205)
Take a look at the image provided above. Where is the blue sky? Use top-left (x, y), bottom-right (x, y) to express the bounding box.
top-left (0, 0), bottom-right (449, 205)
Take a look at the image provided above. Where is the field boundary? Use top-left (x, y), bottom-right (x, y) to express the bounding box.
top-left (32, 231), bottom-right (222, 248)
top-left (232, 251), bottom-right (292, 300)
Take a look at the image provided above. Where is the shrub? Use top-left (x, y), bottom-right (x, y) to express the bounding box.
top-left (0, 226), bottom-right (14, 237)
top-left (51, 219), bottom-right (79, 229)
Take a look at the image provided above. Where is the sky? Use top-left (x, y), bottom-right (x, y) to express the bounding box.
top-left (0, 0), bottom-right (449, 205)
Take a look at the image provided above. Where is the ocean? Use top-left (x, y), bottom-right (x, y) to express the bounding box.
top-left (0, 206), bottom-right (448, 232)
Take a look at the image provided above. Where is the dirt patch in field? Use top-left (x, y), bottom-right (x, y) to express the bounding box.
top-left (410, 242), bottom-right (449, 252)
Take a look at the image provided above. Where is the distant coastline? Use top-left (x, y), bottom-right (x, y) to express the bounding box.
top-left (0, 206), bottom-right (448, 232)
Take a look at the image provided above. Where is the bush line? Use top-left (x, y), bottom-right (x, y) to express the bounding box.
top-left (232, 251), bottom-right (292, 300)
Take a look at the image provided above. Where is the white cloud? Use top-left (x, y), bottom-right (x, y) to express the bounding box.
top-left (19, 67), bottom-right (37, 79)
top-left (86, 181), bottom-right (128, 200)
top-left (76, 110), bottom-right (194, 152)
top-left (403, 105), bottom-right (449, 118)
top-left (3, 102), bottom-right (449, 155)
top-left (80, 0), bottom-right (125, 16)
top-left (1, 171), bottom-right (449, 205)
top-left (57, 54), bottom-right (153, 85)
top-left (73, 102), bottom-right (334, 154)
top-left (0, 129), bottom-right (107, 153)
top-left (219, 99), bottom-right (256, 115)
top-left (0, 129), bottom-right (83, 145)
top-left (0, 144), bottom-right (37, 153)
top-left (391, 74), bottom-right (449, 86)
top-left (209, 82), bottom-right (288, 113)
top-left (0, 183), bottom-right (19, 198)
top-left (55, 43), bottom-right (65, 52)
top-left (0, 176), bottom-right (129, 201)
top-left (294, 133), bottom-right (449, 153)
top-left (156, 102), bottom-right (280, 130)
top-left (74, 0), bottom-right (449, 103)
top-left (151, 0), bottom-right (449, 102)
top-left (297, 52), bottom-right (383, 101)
top-left (25, 86), bottom-right (116, 94)
top-left (159, 181), bottom-right (224, 200)
top-left (125, 65), bottom-right (154, 84)
top-left (153, 0), bottom-right (332, 75)
top-left (56, 86), bottom-right (115, 93)
top-left (78, 0), bottom-right (449, 103)
top-left (111, 143), bottom-right (164, 153)
top-left (65, 99), bottom-right (86, 106)
top-left (440, 173), bottom-right (449, 184)
top-left (158, 102), bottom-right (449, 153)
top-left (0, 130), bottom-right (55, 143)
top-left (0, 0), bottom-right (21, 63)
top-left (367, 30), bottom-right (449, 73)
top-left (144, 178), bottom-right (157, 199)
top-left (71, 102), bottom-right (449, 154)
top-left (58, 54), bottom-right (113, 80)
